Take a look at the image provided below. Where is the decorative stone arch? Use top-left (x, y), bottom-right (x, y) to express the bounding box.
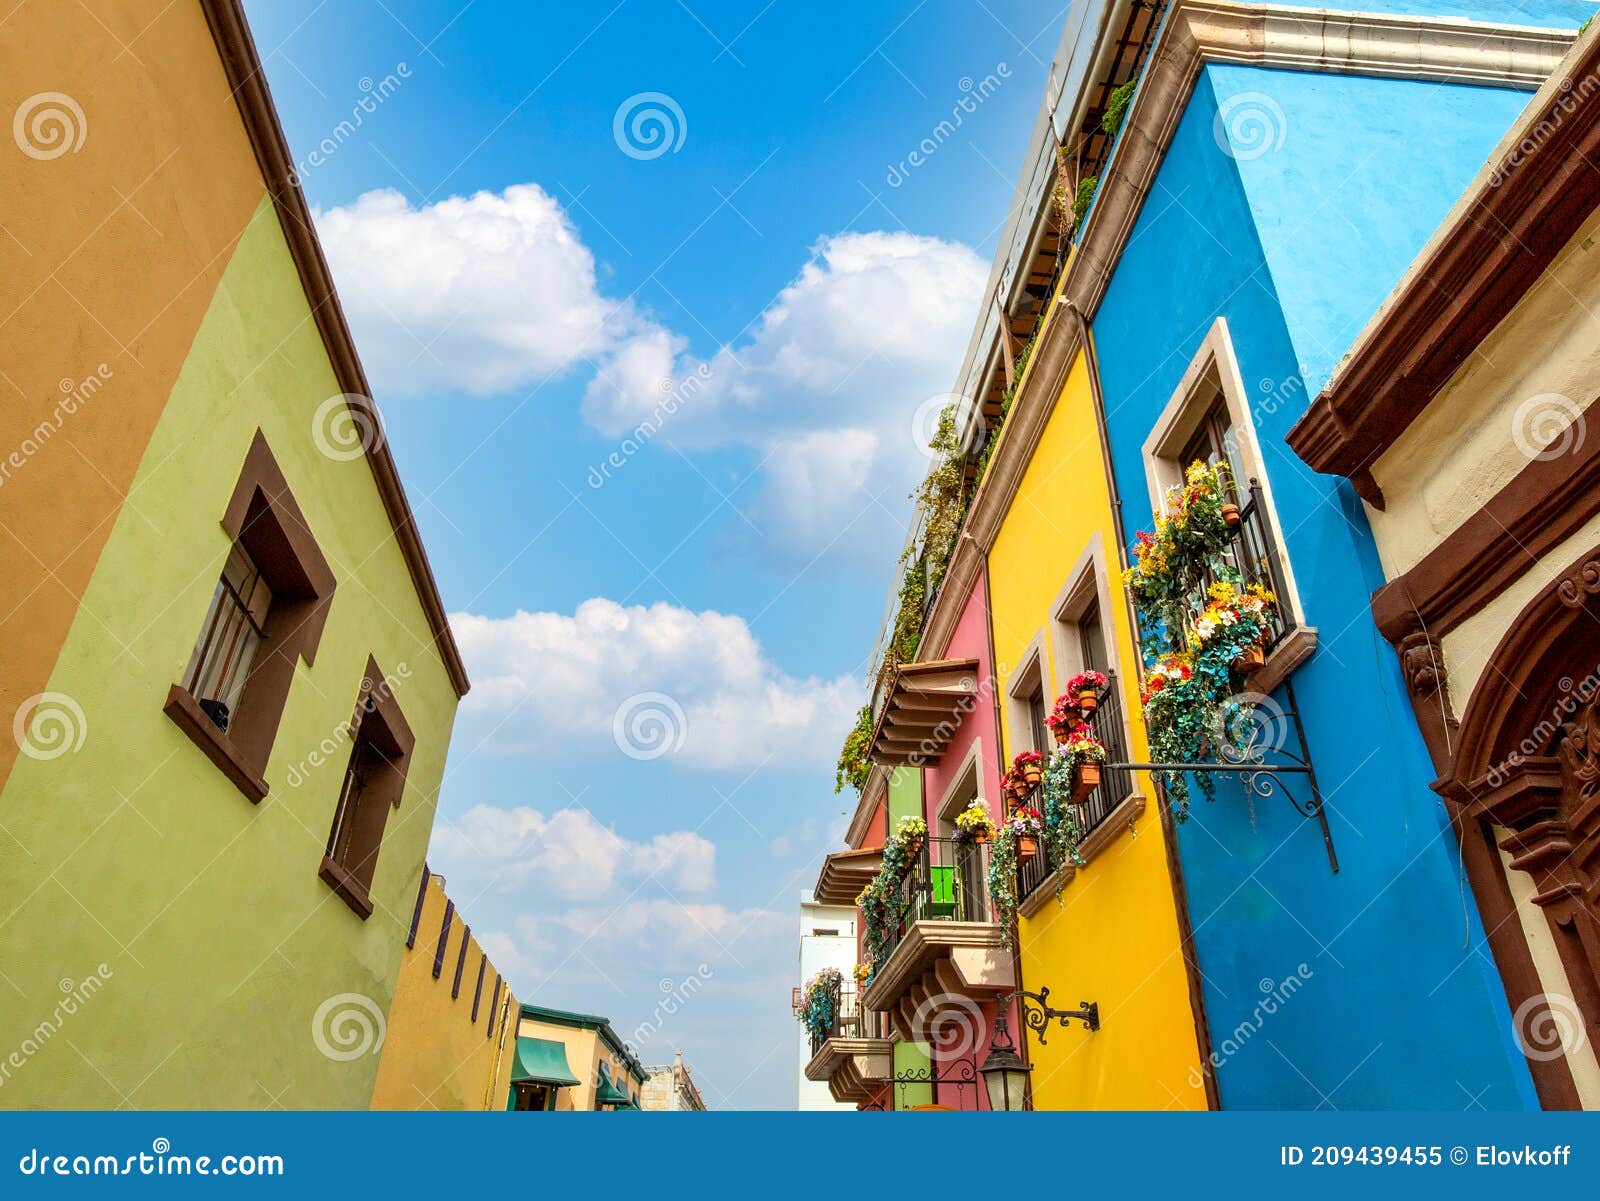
top-left (1435, 541), bottom-right (1600, 1108)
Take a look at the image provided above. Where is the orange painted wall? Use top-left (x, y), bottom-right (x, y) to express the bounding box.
top-left (0, 1), bottom-right (265, 790)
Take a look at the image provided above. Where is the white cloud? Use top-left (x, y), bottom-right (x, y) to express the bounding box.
top-left (430, 804), bottom-right (715, 901)
top-left (449, 598), bottom-right (859, 771)
top-left (314, 184), bottom-right (648, 397)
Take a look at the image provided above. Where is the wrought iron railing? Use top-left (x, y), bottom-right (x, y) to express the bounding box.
top-left (1164, 479), bottom-right (1295, 658)
top-left (877, 837), bottom-right (996, 964)
top-left (1016, 676), bottom-right (1137, 904)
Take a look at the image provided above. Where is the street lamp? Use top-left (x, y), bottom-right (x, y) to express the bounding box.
top-left (978, 1012), bottom-right (1032, 1112)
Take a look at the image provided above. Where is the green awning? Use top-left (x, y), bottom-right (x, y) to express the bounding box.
top-left (510, 1037), bottom-right (580, 1087)
top-left (594, 1070), bottom-right (632, 1106)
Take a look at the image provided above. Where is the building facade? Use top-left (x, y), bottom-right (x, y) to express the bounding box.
top-left (0, 0), bottom-right (469, 1109)
top-left (821, 0), bottom-right (1597, 1111)
top-left (1291, 24), bottom-right (1600, 1108)
top-left (512, 1005), bottom-right (649, 1111)
top-left (641, 1051), bottom-right (707, 1111)
top-left (371, 870), bottom-right (519, 1110)
top-left (795, 892), bottom-right (865, 1109)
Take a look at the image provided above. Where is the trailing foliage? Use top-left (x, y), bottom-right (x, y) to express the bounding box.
top-left (855, 817), bottom-right (928, 977)
top-left (834, 704), bottom-right (874, 795)
top-left (1101, 79), bottom-right (1136, 137)
top-left (976, 328), bottom-right (1040, 485)
top-left (986, 807), bottom-right (1043, 942)
top-left (1071, 175), bottom-right (1099, 229)
top-left (796, 967), bottom-right (843, 1042)
top-left (1040, 751), bottom-right (1089, 880)
top-left (1127, 462), bottom-right (1277, 816)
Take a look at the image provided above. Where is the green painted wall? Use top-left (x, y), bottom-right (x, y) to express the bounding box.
top-left (886, 764), bottom-right (922, 828)
top-left (891, 1041), bottom-right (932, 1110)
top-left (0, 196), bottom-right (460, 1108)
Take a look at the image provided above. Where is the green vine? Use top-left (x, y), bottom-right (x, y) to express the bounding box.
top-left (1071, 175), bottom-right (1099, 230)
top-left (834, 704), bottom-right (873, 795)
top-left (1101, 79), bottom-right (1136, 138)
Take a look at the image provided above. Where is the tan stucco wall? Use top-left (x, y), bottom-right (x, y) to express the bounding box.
top-left (372, 876), bottom-right (518, 1109)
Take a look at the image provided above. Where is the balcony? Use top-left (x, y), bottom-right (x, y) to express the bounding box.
top-left (802, 980), bottom-right (893, 1107)
top-left (860, 837), bottom-right (1014, 1040)
top-left (1016, 675), bottom-right (1146, 912)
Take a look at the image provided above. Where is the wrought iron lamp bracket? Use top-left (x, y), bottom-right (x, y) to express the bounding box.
top-left (1010, 987), bottom-right (1099, 1044)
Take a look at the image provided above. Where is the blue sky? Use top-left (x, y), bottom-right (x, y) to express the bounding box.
top-left (243, 0), bottom-right (1060, 1108)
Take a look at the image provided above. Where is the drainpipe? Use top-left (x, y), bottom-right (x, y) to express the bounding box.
top-left (1064, 298), bottom-right (1222, 1112)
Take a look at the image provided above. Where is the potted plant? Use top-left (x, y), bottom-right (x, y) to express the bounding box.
top-left (852, 962), bottom-right (872, 986)
top-left (1047, 695), bottom-right (1081, 744)
top-left (954, 799), bottom-right (997, 845)
top-left (1003, 768), bottom-right (1030, 803)
top-left (1220, 500), bottom-right (1241, 527)
top-left (1059, 729), bottom-right (1108, 803)
top-left (1012, 749), bottom-right (1044, 788)
top-left (895, 815), bottom-right (928, 858)
top-left (1063, 669), bottom-right (1109, 715)
top-left (1007, 807), bottom-right (1045, 860)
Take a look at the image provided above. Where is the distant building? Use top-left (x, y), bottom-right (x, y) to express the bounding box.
top-left (795, 891), bottom-right (858, 1110)
top-left (641, 1051), bottom-right (707, 1111)
top-left (511, 1004), bottom-right (649, 1111)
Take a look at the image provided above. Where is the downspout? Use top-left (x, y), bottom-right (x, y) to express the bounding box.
top-left (1065, 298), bottom-right (1222, 1111)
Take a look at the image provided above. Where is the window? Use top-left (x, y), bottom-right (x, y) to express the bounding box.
top-left (1004, 635), bottom-right (1050, 757)
top-left (164, 432), bottom-right (335, 802)
top-left (1025, 686), bottom-right (1050, 758)
top-left (811, 927), bottom-right (840, 937)
top-left (319, 657), bottom-right (414, 919)
top-left (181, 542), bottom-right (272, 731)
top-left (1076, 599), bottom-right (1108, 674)
top-left (512, 1083), bottom-right (552, 1111)
top-left (1141, 318), bottom-right (1316, 686)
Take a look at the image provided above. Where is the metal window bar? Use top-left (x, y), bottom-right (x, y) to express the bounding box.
top-left (878, 837), bottom-right (995, 964)
top-left (182, 542), bottom-right (272, 719)
top-left (1016, 677), bottom-right (1136, 904)
top-left (1167, 479), bottom-right (1295, 656)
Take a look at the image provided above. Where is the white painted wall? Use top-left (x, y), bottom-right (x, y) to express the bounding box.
top-left (795, 890), bottom-right (859, 1111)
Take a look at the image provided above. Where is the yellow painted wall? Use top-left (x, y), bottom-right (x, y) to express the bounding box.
top-left (986, 337), bottom-right (1207, 1110)
top-left (514, 1016), bottom-right (645, 1111)
top-left (372, 876), bottom-right (517, 1109)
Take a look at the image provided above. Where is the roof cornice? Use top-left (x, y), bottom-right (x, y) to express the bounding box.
top-left (200, 0), bottom-right (470, 697)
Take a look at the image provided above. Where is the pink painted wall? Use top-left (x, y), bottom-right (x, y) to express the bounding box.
top-left (920, 568), bottom-right (1000, 836)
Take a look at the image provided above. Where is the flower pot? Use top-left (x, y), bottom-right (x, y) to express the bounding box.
top-left (1232, 644), bottom-right (1265, 675)
top-left (1221, 502), bottom-right (1241, 528)
top-left (1022, 764), bottom-right (1042, 787)
top-left (1071, 762), bottom-right (1102, 803)
top-left (1009, 780), bottom-right (1030, 801)
top-left (1075, 688), bottom-right (1099, 714)
top-left (905, 836), bottom-right (925, 858)
top-left (973, 828), bottom-right (991, 845)
top-left (1017, 836), bottom-right (1038, 861)
top-left (1052, 726), bottom-right (1070, 746)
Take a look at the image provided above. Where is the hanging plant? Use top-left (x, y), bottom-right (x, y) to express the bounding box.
top-left (1058, 728), bottom-right (1108, 801)
top-left (834, 704), bottom-right (874, 795)
top-left (953, 799), bottom-right (997, 844)
top-left (796, 967), bottom-right (843, 1043)
top-left (856, 820), bottom-right (926, 969)
top-left (1062, 669), bottom-right (1109, 716)
top-left (1041, 752), bottom-right (1089, 881)
top-left (1101, 79), bottom-right (1136, 137)
top-left (1011, 749), bottom-right (1044, 789)
top-left (987, 823), bottom-right (1022, 944)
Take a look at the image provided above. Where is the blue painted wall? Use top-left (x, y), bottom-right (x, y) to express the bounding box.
top-left (1226, 1), bottom-right (1591, 29)
top-left (1091, 66), bottom-right (1539, 1109)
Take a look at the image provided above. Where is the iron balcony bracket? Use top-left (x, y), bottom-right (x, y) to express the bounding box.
top-left (1011, 987), bottom-right (1099, 1043)
top-left (1105, 679), bottom-right (1338, 873)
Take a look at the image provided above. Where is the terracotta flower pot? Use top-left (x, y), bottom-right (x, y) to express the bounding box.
top-left (905, 835), bottom-right (925, 859)
top-left (1071, 762), bottom-right (1102, 803)
top-left (1017, 835), bottom-right (1038, 861)
top-left (1052, 726), bottom-right (1070, 746)
top-left (1076, 688), bottom-right (1099, 714)
top-left (1221, 502), bottom-right (1241, 528)
top-left (1233, 644), bottom-right (1265, 675)
top-left (974, 828), bottom-right (991, 845)
top-left (1009, 780), bottom-right (1030, 801)
top-left (1022, 763), bottom-right (1042, 787)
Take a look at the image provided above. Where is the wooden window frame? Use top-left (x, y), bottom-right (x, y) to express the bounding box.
top-left (165, 431), bottom-right (335, 802)
top-left (318, 655), bottom-right (415, 919)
